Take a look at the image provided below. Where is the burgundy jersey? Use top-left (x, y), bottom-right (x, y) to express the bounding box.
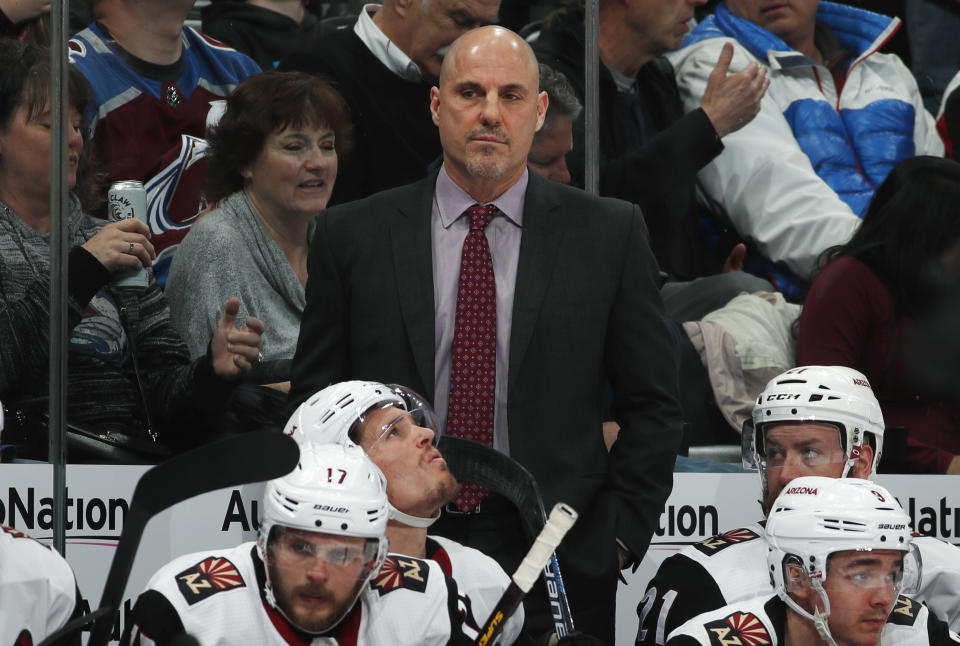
top-left (69, 24), bottom-right (260, 285)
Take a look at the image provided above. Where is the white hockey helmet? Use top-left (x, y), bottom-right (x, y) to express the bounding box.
top-left (765, 476), bottom-right (915, 645)
top-left (284, 381), bottom-right (441, 448)
top-left (258, 442), bottom-right (389, 632)
top-left (744, 366), bottom-right (885, 496)
top-left (284, 381), bottom-right (444, 529)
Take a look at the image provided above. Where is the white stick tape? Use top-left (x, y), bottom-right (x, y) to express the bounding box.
top-left (512, 503), bottom-right (578, 592)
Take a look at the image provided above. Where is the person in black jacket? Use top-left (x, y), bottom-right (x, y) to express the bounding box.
top-left (280, 0), bottom-right (499, 205)
top-left (532, 0), bottom-right (769, 308)
top-left (201, 0), bottom-right (328, 71)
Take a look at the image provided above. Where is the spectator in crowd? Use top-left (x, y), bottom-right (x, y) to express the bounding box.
top-left (0, 524), bottom-right (82, 645)
top-left (0, 0), bottom-right (49, 43)
top-left (0, 41), bottom-right (264, 461)
top-left (280, 0), bottom-right (499, 204)
top-left (202, 0), bottom-right (327, 71)
top-left (527, 63), bottom-right (580, 185)
top-left (285, 381), bottom-right (525, 644)
top-left (128, 442), bottom-right (471, 645)
top-left (666, 477), bottom-right (958, 646)
top-left (797, 156), bottom-right (960, 475)
top-left (938, 71), bottom-right (960, 160)
top-left (532, 0), bottom-right (768, 289)
top-left (636, 366), bottom-right (960, 645)
top-left (667, 0), bottom-right (943, 300)
top-left (287, 26), bottom-right (683, 643)
top-left (905, 0), bottom-right (960, 114)
top-left (68, 0), bottom-right (261, 287)
top-left (166, 71), bottom-right (350, 392)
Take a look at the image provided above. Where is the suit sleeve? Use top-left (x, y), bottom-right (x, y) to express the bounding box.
top-left (287, 211), bottom-right (350, 415)
top-left (605, 205), bottom-right (683, 558)
top-left (636, 554), bottom-right (727, 646)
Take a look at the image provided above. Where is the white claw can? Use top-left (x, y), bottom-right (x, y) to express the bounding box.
top-left (108, 180), bottom-right (149, 287)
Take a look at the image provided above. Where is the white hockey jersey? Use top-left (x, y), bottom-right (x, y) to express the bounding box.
top-left (0, 525), bottom-right (80, 645)
top-left (426, 535), bottom-right (524, 645)
top-left (127, 542), bottom-right (471, 646)
top-left (637, 522), bottom-right (960, 645)
top-left (665, 593), bottom-right (960, 646)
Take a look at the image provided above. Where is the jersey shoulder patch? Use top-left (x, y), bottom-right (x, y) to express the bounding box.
top-left (693, 528), bottom-right (762, 556)
top-left (1, 524), bottom-right (45, 548)
top-left (887, 596), bottom-right (919, 627)
top-left (370, 555), bottom-right (430, 596)
top-left (174, 556), bottom-right (246, 605)
top-left (703, 611), bottom-right (773, 646)
top-left (2, 524), bottom-right (30, 539)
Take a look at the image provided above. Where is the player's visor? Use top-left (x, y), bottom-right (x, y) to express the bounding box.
top-left (744, 420), bottom-right (847, 470)
top-left (354, 385), bottom-right (442, 448)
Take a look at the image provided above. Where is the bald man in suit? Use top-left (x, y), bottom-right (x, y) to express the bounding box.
top-left (288, 26), bottom-right (683, 643)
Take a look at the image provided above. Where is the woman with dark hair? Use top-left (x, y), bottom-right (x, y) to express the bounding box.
top-left (166, 70), bottom-right (351, 391)
top-left (0, 40), bottom-right (264, 461)
top-left (797, 155), bottom-right (960, 474)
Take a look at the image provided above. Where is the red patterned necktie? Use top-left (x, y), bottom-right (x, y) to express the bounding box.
top-left (447, 204), bottom-right (498, 512)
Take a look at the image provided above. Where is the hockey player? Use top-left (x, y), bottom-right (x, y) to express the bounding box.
top-left (1, 402), bottom-right (82, 645)
top-left (666, 477), bottom-right (960, 646)
top-left (637, 366), bottom-right (960, 645)
top-left (126, 443), bottom-right (471, 645)
top-left (285, 381), bottom-right (525, 644)
top-left (0, 524), bottom-right (83, 645)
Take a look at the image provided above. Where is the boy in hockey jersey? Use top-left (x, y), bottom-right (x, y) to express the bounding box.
top-left (68, 0), bottom-right (261, 286)
top-left (637, 366), bottom-right (960, 645)
top-left (666, 477), bottom-right (960, 646)
top-left (126, 443), bottom-right (471, 646)
top-left (285, 381), bottom-right (525, 644)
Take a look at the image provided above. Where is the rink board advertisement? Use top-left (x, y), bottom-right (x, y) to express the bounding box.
top-left (1, 467), bottom-right (958, 645)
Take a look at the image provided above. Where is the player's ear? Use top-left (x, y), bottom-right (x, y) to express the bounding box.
top-left (785, 561), bottom-right (809, 595)
top-left (850, 443), bottom-right (875, 479)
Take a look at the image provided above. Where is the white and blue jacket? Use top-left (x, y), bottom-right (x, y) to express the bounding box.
top-left (668, 2), bottom-right (941, 294)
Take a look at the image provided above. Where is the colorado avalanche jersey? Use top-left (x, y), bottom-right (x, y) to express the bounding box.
top-left (427, 535), bottom-right (524, 644)
top-left (0, 525), bottom-right (81, 646)
top-left (637, 522), bottom-right (960, 645)
top-left (665, 594), bottom-right (960, 646)
top-left (68, 24), bottom-right (260, 286)
top-left (127, 542), bottom-right (471, 646)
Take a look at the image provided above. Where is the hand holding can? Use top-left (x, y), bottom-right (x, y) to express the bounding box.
top-left (108, 180), bottom-right (150, 287)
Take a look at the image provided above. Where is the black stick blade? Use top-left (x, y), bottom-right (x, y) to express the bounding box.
top-left (89, 432), bottom-right (300, 646)
top-left (132, 431), bottom-right (300, 516)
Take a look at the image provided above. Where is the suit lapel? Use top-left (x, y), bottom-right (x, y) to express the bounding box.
top-left (508, 172), bottom-right (566, 390)
top-left (391, 175), bottom-right (438, 399)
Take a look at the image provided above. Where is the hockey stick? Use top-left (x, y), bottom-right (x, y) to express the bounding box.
top-left (437, 436), bottom-right (577, 637)
top-left (67, 431), bottom-right (300, 646)
top-left (474, 503), bottom-right (578, 646)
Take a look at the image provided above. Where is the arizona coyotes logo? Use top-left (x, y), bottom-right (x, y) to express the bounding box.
top-left (694, 528), bottom-right (761, 556)
top-left (370, 556), bottom-right (429, 596)
top-left (888, 596), bottom-right (919, 626)
top-left (175, 557), bottom-right (245, 605)
top-left (704, 612), bottom-right (772, 646)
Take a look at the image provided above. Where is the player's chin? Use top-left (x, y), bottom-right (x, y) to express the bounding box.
top-left (290, 604), bottom-right (338, 633)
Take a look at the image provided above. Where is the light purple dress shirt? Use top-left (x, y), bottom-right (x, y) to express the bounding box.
top-left (432, 165), bottom-right (527, 455)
